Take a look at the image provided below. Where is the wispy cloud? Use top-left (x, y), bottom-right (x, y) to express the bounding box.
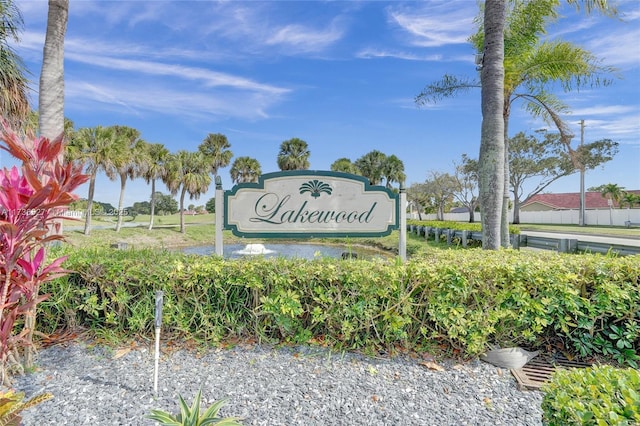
top-left (581, 115), bottom-right (640, 142)
top-left (65, 51), bottom-right (289, 95)
top-left (265, 21), bottom-right (345, 53)
top-left (549, 3), bottom-right (640, 68)
top-left (356, 48), bottom-right (444, 61)
top-left (67, 82), bottom-right (141, 116)
top-left (172, 2), bottom-right (347, 57)
top-left (387, 3), bottom-right (475, 48)
top-left (620, 7), bottom-right (640, 21)
top-left (570, 105), bottom-right (637, 116)
top-left (68, 1), bottom-right (166, 28)
top-left (564, 109), bottom-right (640, 145)
top-left (582, 26), bottom-right (640, 67)
top-left (66, 79), bottom-right (280, 121)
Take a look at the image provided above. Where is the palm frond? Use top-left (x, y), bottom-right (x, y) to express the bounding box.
top-left (415, 74), bottom-right (480, 106)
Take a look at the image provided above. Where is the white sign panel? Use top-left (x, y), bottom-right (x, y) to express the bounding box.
top-left (224, 171), bottom-right (399, 238)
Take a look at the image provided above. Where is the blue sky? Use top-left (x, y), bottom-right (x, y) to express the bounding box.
top-left (8, 0), bottom-right (640, 208)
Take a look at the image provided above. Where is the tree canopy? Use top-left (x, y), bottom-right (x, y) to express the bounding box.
top-left (230, 156), bottom-right (261, 183)
top-left (277, 138), bottom-right (310, 171)
top-left (0, 0), bottom-right (29, 126)
top-left (418, 0), bottom-right (618, 248)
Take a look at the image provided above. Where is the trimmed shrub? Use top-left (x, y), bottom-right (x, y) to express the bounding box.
top-left (38, 247), bottom-right (639, 362)
top-left (541, 365), bottom-right (640, 425)
top-left (406, 219), bottom-right (520, 235)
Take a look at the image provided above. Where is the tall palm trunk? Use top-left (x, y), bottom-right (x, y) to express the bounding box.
top-left (148, 179), bottom-right (157, 230)
top-left (25, 0), bottom-right (68, 372)
top-left (501, 102), bottom-right (511, 246)
top-left (478, 0), bottom-right (506, 250)
top-left (38, 0), bottom-right (68, 143)
top-left (84, 172), bottom-right (97, 235)
top-left (179, 187), bottom-right (187, 234)
top-left (115, 173), bottom-right (127, 232)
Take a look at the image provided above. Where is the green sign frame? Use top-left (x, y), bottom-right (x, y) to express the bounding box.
top-left (223, 170), bottom-right (400, 238)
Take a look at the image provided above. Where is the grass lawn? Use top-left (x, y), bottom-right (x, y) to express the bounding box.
top-left (61, 213), bottom-right (638, 252)
top-left (517, 223), bottom-right (640, 238)
top-left (61, 213), bottom-right (413, 253)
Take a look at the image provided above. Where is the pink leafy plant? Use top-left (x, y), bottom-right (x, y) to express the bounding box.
top-left (0, 121), bottom-right (88, 383)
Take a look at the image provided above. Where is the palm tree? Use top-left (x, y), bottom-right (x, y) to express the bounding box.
top-left (381, 154), bottom-right (406, 189)
top-left (355, 150), bottom-right (386, 185)
top-left (0, 0), bottom-right (30, 127)
top-left (418, 0), bottom-right (616, 248)
top-left (230, 156), bottom-right (261, 183)
top-left (23, 110), bottom-right (75, 140)
top-left (599, 183), bottom-right (624, 206)
top-left (198, 133), bottom-right (233, 177)
top-left (620, 192), bottom-right (640, 209)
top-left (277, 138), bottom-right (310, 170)
top-left (477, 0), bottom-right (506, 249)
top-left (143, 142), bottom-right (169, 230)
top-left (19, 0), bottom-right (68, 371)
top-left (330, 158), bottom-right (361, 175)
top-left (67, 126), bottom-right (124, 235)
top-left (599, 183), bottom-right (624, 226)
top-left (164, 151), bottom-right (211, 234)
top-left (479, 1), bottom-right (616, 245)
top-left (111, 126), bottom-right (147, 232)
top-left (38, 0), bottom-right (68, 143)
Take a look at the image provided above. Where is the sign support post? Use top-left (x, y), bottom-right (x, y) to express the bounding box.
top-left (215, 176), bottom-right (223, 256)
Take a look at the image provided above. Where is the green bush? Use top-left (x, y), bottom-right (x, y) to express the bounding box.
top-left (407, 219), bottom-right (520, 235)
top-left (541, 365), bottom-right (640, 425)
top-left (38, 247), bottom-right (639, 362)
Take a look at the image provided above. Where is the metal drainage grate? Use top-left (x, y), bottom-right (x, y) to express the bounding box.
top-left (511, 354), bottom-right (592, 391)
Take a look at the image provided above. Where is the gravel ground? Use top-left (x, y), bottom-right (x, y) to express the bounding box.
top-left (15, 341), bottom-right (543, 425)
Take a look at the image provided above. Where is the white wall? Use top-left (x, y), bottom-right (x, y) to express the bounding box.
top-left (413, 208), bottom-right (640, 226)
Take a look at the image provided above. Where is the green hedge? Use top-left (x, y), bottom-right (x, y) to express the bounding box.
top-left (541, 365), bottom-right (640, 425)
top-left (38, 247), bottom-right (639, 364)
top-left (407, 219), bottom-right (520, 235)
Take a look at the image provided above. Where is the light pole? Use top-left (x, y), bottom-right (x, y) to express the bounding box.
top-left (579, 120), bottom-right (586, 227)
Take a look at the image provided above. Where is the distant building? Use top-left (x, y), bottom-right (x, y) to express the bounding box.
top-left (521, 191), bottom-right (640, 211)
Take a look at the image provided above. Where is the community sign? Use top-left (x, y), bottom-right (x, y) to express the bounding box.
top-left (224, 171), bottom-right (399, 238)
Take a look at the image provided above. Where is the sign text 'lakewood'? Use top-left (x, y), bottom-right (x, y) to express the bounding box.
top-left (224, 171), bottom-right (399, 238)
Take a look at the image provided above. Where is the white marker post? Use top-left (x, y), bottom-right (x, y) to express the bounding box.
top-left (215, 176), bottom-right (224, 256)
top-left (399, 183), bottom-right (407, 261)
top-left (153, 290), bottom-right (163, 395)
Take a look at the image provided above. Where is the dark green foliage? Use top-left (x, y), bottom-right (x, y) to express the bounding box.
top-left (541, 365), bottom-right (640, 425)
top-left (407, 219), bottom-right (520, 235)
top-left (40, 247), bottom-right (639, 364)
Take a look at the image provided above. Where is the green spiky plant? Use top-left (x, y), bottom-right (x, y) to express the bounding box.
top-left (0, 389), bottom-right (53, 426)
top-left (147, 389), bottom-right (243, 426)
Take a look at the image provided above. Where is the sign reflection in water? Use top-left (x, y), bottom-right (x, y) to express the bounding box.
top-left (183, 243), bottom-right (388, 260)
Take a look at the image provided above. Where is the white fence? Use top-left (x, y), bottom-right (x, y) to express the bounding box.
top-left (413, 208), bottom-right (640, 227)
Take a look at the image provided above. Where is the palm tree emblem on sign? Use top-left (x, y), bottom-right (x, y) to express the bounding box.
top-left (299, 180), bottom-right (333, 198)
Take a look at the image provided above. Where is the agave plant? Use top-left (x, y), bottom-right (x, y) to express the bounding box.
top-left (147, 389), bottom-right (242, 426)
top-left (0, 389), bottom-right (53, 426)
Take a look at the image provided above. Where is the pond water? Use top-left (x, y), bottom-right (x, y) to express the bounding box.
top-left (182, 243), bottom-right (389, 260)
